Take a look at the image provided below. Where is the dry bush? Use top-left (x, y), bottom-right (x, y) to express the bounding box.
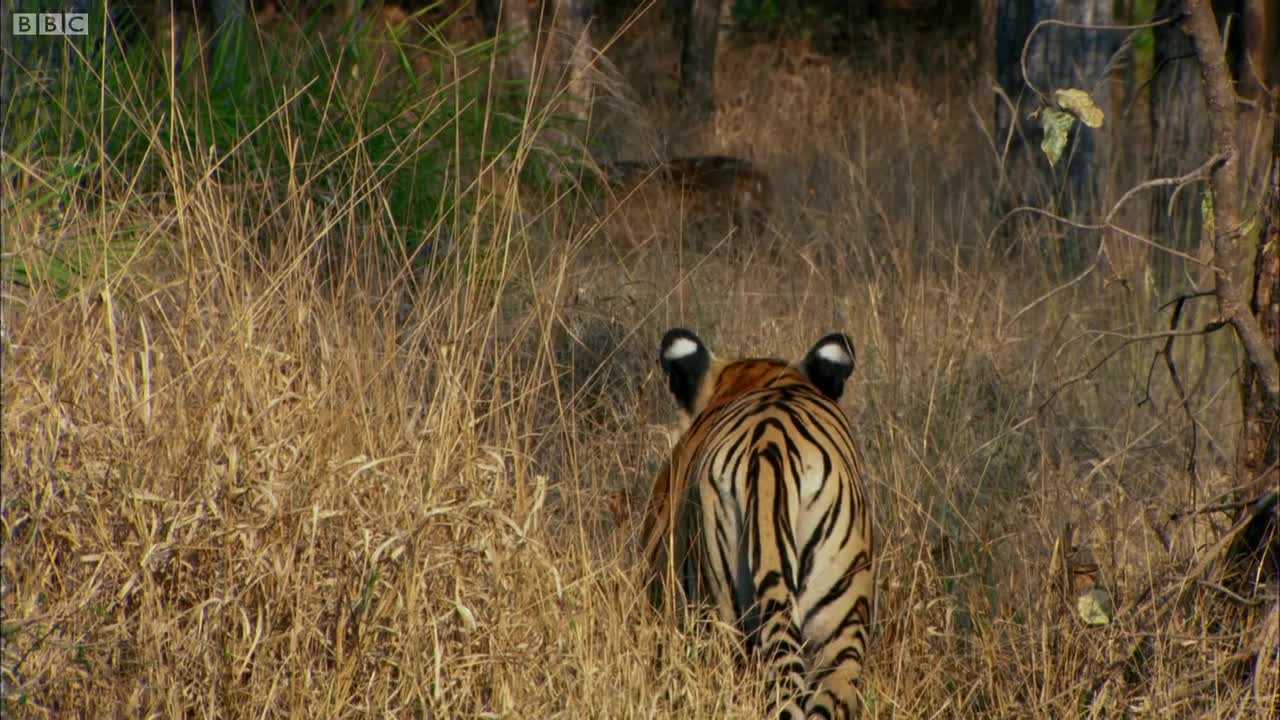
top-left (2, 10), bottom-right (1276, 720)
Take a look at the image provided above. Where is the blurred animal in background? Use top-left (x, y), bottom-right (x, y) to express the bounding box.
top-left (599, 154), bottom-right (773, 240)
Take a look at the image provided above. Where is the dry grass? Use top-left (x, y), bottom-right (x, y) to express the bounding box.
top-left (2, 8), bottom-right (1277, 719)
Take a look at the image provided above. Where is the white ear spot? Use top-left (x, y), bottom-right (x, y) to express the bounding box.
top-left (816, 340), bottom-right (852, 366)
top-left (663, 337), bottom-right (701, 361)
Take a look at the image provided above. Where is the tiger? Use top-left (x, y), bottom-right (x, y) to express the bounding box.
top-left (641, 328), bottom-right (875, 720)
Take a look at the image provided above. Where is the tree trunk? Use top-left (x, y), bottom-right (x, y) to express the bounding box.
top-left (1238, 110), bottom-right (1279, 501)
top-left (476, 0), bottom-right (501, 36)
top-left (1, 5), bottom-right (13, 112)
top-left (676, 0), bottom-right (721, 122)
top-left (500, 0), bottom-right (535, 84)
top-left (552, 0), bottom-right (592, 119)
top-left (1150, 0), bottom-right (1211, 288)
top-left (716, 0), bottom-right (734, 54)
top-left (545, 0), bottom-right (593, 179)
top-left (978, 0), bottom-right (997, 87)
top-left (1182, 0), bottom-right (1280, 509)
top-left (993, 0), bottom-right (1044, 152)
top-left (993, 0), bottom-right (1122, 274)
top-left (1237, 0), bottom-right (1279, 203)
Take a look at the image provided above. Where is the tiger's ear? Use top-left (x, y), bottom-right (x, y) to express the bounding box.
top-left (799, 333), bottom-right (855, 401)
top-left (659, 328), bottom-right (711, 415)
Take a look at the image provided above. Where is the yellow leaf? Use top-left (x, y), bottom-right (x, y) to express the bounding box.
top-left (1077, 588), bottom-right (1113, 626)
top-left (1054, 88), bottom-right (1105, 128)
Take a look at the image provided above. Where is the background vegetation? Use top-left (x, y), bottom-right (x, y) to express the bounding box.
top-left (2, 1), bottom-right (1275, 717)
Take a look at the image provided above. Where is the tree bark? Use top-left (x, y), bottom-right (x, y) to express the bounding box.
top-left (1150, 0), bottom-right (1211, 288)
top-left (544, 0), bottom-right (593, 179)
top-left (1237, 0), bottom-right (1279, 200)
top-left (978, 0), bottom-right (997, 87)
top-left (993, 0), bottom-right (1044, 152)
top-left (0, 5), bottom-right (13, 112)
top-left (552, 0), bottom-right (593, 121)
top-left (476, 0), bottom-right (501, 36)
top-left (500, 0), bottom-right (535, 84)
top-left (992, 0), bottom-right (1122, 273)
top-left (676, 0), bottom-right (721, 122)
top-left (1182, 0), bottom-right (1280, 487)
top-left (1238, 109), bottom-right (1279, 499)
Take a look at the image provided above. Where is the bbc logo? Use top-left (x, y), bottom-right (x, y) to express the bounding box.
top-left (12, 13), bottom-right (89, 36)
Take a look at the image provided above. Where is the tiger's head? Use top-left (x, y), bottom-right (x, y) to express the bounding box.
top-left (657, 328), bottom-right (856, 430)
top-left (642, 328), bottom-right (859, 603)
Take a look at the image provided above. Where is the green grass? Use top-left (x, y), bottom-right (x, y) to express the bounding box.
top-left (2, 3), bottom-right (550, 295)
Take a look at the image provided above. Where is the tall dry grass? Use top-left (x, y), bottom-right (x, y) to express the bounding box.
top-left (3, 7), bottom-right (1276, 719)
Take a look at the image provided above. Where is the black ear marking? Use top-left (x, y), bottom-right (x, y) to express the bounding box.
top-left (799, 333), bottom-right (855, 401)
top-left (659, 328), bottom-right (711, 414)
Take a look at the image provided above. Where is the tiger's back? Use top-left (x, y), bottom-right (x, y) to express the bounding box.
top-left (642, 329), bottom-right (875, 720)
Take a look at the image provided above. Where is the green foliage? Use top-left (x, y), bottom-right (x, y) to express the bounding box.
top-left (2, 4), bottom-right (540, 293)
top-left (1131, 0), bottom-right (1157, 75)
top-left (1038, 108), bottom-right (1076, 168)
top-left (729, 0), bottom-right (845, 40)
top-left (731, 0), bottom-right (786, 31)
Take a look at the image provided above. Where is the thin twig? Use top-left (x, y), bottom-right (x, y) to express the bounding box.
top-left (1019, 17), bottom-right (1174, 103)
top-left (1161, 293), bottom-right (1202, 489)
top-left (1106, 152), bottom-right (1227, 224)
top-left (1002, 252), bottom-right (1102, 328)
top-left (988, 200), bottom-right (1208, 274)
top-left (1123, 52), bottom-right (1198, 119)
top-left (1158, 290), bottom-right (1216, 312)
top-left (1038, 322), bottom-right (1228, 413)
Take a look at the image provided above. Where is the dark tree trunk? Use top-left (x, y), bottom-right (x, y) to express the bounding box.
top-left (1, 6), bottom-right (13, 112)
top-left (486, 0), bottom-right (534, 84)
top-left (676, 0), bottom-right (721, 122)
top-left (978, 0), bottom-right (997, 86)
top-left (476, 0), bottom-right (501, 36)
top-left (993, 0), bottom-right (1045, 153)
top-left (1150, 0), bottom-right (1211, 288)
top-left (993, 0), bottom-right (1122, 273)
top-left (507, 0), bottom-right (536, 84)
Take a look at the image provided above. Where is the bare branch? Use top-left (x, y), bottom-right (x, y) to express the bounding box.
top-left (1194, 579), bottom-right (1267, 606)
top-left (1160, 293), bottom-right (1203, 487)
top-left (1088, 323), bottom-right (1229, 344)
top-left (1103, 151), bottom-right (1226, 223)
top-left (987, 205), bottom-right (1206, 269)
top-left (987, 152), bottom-right (1223, 272)
top-left (1037, 321), bottom-right (1228, 413)
top-left (1158, 290), bottom-right (1216, 311)
top-left (1003, 252), bottom-right (1102, 328)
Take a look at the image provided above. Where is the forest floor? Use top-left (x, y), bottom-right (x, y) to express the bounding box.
top-left (2, 2), bottom-right (1277, 717)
